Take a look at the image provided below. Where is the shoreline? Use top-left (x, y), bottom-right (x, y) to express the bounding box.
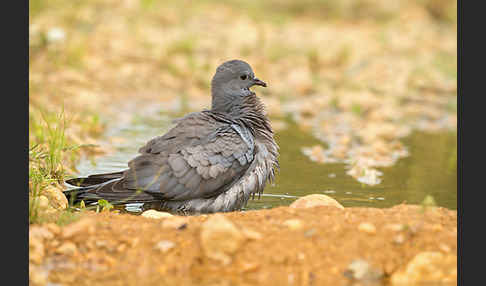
top-left (30, 203), bottom-right (457, 285)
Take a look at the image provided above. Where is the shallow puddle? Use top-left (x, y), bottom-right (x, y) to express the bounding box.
top-left (248, 121), bottom-right (457, 210)
top-left (73, 110), bottom-right (457, 213)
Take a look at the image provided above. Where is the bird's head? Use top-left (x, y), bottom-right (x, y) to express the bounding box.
top-left (211, 60), bottom-right (267, 113)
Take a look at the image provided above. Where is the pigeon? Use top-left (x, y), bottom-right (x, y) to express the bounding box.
top-left (65, 59), bottom-right (279, 215)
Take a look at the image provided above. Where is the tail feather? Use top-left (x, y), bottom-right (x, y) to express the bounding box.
top-left (64, 177), bottom-right (159, 206)
top-left (66, 171), bottom-right (125, 187)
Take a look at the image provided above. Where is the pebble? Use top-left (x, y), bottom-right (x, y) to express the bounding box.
top-left (141, 209), bottom-right (173, 219)
top-left (390, 252), bottom-right (457, 284)
top-left (431, 224), bottom-right (443, 232)
top-left (42, 187), bottom-right (68, 211)
top-left (50, 239), bottom-right (61, 248)
top-left (385, 223), bottom-right (405, 232)
top-left (45, 223), bottom-right (61, 236)
top-left (117, 243), bottom-right (127, 252)
top-left (200, 214), bottom-right (245, 265)
top-left (62, 217), bottom-right (95, 239)
top-left (30, 226), bottom-right (54, 241)
top-left (161, 217), bottom-right (188, 229)
top-left (393, 234), bottom-right (406, 244)
top-left (29, 266), bottom-right (48, 286)
top-left (47, 27), bottom-right (66, 43)
top-left (239, 262), bottom-right (259, 273)
top-left (358, 222), bottom-right (377, 234)
top-left (289, 194), bottom-right (344, 210)
top-left (344, 259), bottom-right (383, 281)
top-left (242, 229), bottom-right (263, 240)
top-left (29, 236), bottom-right (45, 264)
top-left (154, 240), bottom-right (175, 253)
top-left (37, 195), bottom-right (49, 210)
top-left (56, 242), bottom-right (77, 256)
top-left (283, 219), bottom-right (304, 230)
top-left (439, 243), bottom-right (451, 253)
top-left (304, 228), bottom-right (317, 237)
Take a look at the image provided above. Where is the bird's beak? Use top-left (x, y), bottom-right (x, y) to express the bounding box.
top-left (252, 77), bottom-right (267, 87)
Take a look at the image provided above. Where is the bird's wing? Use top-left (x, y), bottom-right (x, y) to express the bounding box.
top-left (112, 112), bottom-right (255, 201)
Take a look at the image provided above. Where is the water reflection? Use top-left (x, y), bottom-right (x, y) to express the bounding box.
top-left (248, 121), bottom-right (457, 210)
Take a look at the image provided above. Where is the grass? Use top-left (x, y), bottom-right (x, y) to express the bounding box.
top-left (29, 108), bottom-right (69, 224)
top-left (29, 106), bottom-right (101, 225)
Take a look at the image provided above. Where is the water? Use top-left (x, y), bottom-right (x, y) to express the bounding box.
top-left (246, 122), bottom-right (457, 210)
top-left (74, 110), bottom-right (457, 212)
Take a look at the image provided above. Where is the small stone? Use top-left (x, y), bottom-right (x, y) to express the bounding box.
top-left (30, 226), bottom-right (54, 241)
top-left (37, 195), bottom-right (49, 210)
top-left (239, 262), bottom-right (259, 273)
top-left (47, 27), bottom-right (66, 43)
top-left (42, 187), bottom-right (68, 211)
top-left (390, 252), bottom-right (457, 285)
top-left (272, 254), bottom-right (287, 264)
top-left (50, 239), bottom-right (61, 248)
top-left (95, 240), bottom-right (109, 248)
top-left (431, 224), bottom-right (443, 232)
top-left (56, 242), bottom-right (77, 256)
top-left (161, 217), bottom-right (188, 229)
top-left (62, 217), bottom-right (95, 239)
top-left (288, 273), bottom-right (295, 284)
top-left (45, 223), bottom-right (61, 236)
top-left (200, 214), bottom-right (245, 265)
top-left (29, 265), bottom-right (48, 286)
top-left (117, 243), bottom-right (127, 252)
top-left (154, 240), bottom-right (175, 253)
top-left (242, 229), bottom-right (263, 240)
top-left (358, 222), bottom-right (376, 234)
top-left (283, 219), bottom-right (304, 230)
top-left (344, 259), bottom-right (384, 281)
top-left (29, 236), bottom-right (45, 264)
top-left (130, 237), bottom-right (140, 247)
top-left (393, 234), bottom-right (405, 244)
top-left (385, 223), bottom-right (405, 232)
top-left (289, 194), bottom-right (344, 210)
top-left (141, 209), bottom-right (173, 219)
top-left (439, 243), bottom-right (451, 253)
top-left (304, 228), bottom-right (317, 237)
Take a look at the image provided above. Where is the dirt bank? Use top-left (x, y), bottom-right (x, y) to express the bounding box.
top-left (29, 204), bottom-right (457, 286)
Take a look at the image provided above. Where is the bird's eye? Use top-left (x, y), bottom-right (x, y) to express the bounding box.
top-left (240, 75), bottom-right (247, 80)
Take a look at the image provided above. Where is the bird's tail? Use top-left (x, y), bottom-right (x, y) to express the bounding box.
top-left (65, 171), bottom-right (125, 187)
top-left (64, 172), bottom-right (159, 206)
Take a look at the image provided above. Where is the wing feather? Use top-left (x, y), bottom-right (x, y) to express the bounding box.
top-left (119, 112), bottom-right (254, 201)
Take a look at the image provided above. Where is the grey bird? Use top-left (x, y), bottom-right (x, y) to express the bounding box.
top-left (65, 59), bottom-right (279, 215)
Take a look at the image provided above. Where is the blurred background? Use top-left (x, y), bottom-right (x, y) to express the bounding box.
top-left (29, 0), bottom-right (457, 219)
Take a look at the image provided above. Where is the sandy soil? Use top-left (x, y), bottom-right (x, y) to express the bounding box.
top-left (30, 204), bottom-right (457, 286)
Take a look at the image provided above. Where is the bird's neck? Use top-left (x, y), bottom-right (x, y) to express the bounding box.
top-left (211, 88), bottom-right (244, 115)
top-left (216, 94), bottom-right (272, 135)
top-left (211, 87), bottom-right (274, 140)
